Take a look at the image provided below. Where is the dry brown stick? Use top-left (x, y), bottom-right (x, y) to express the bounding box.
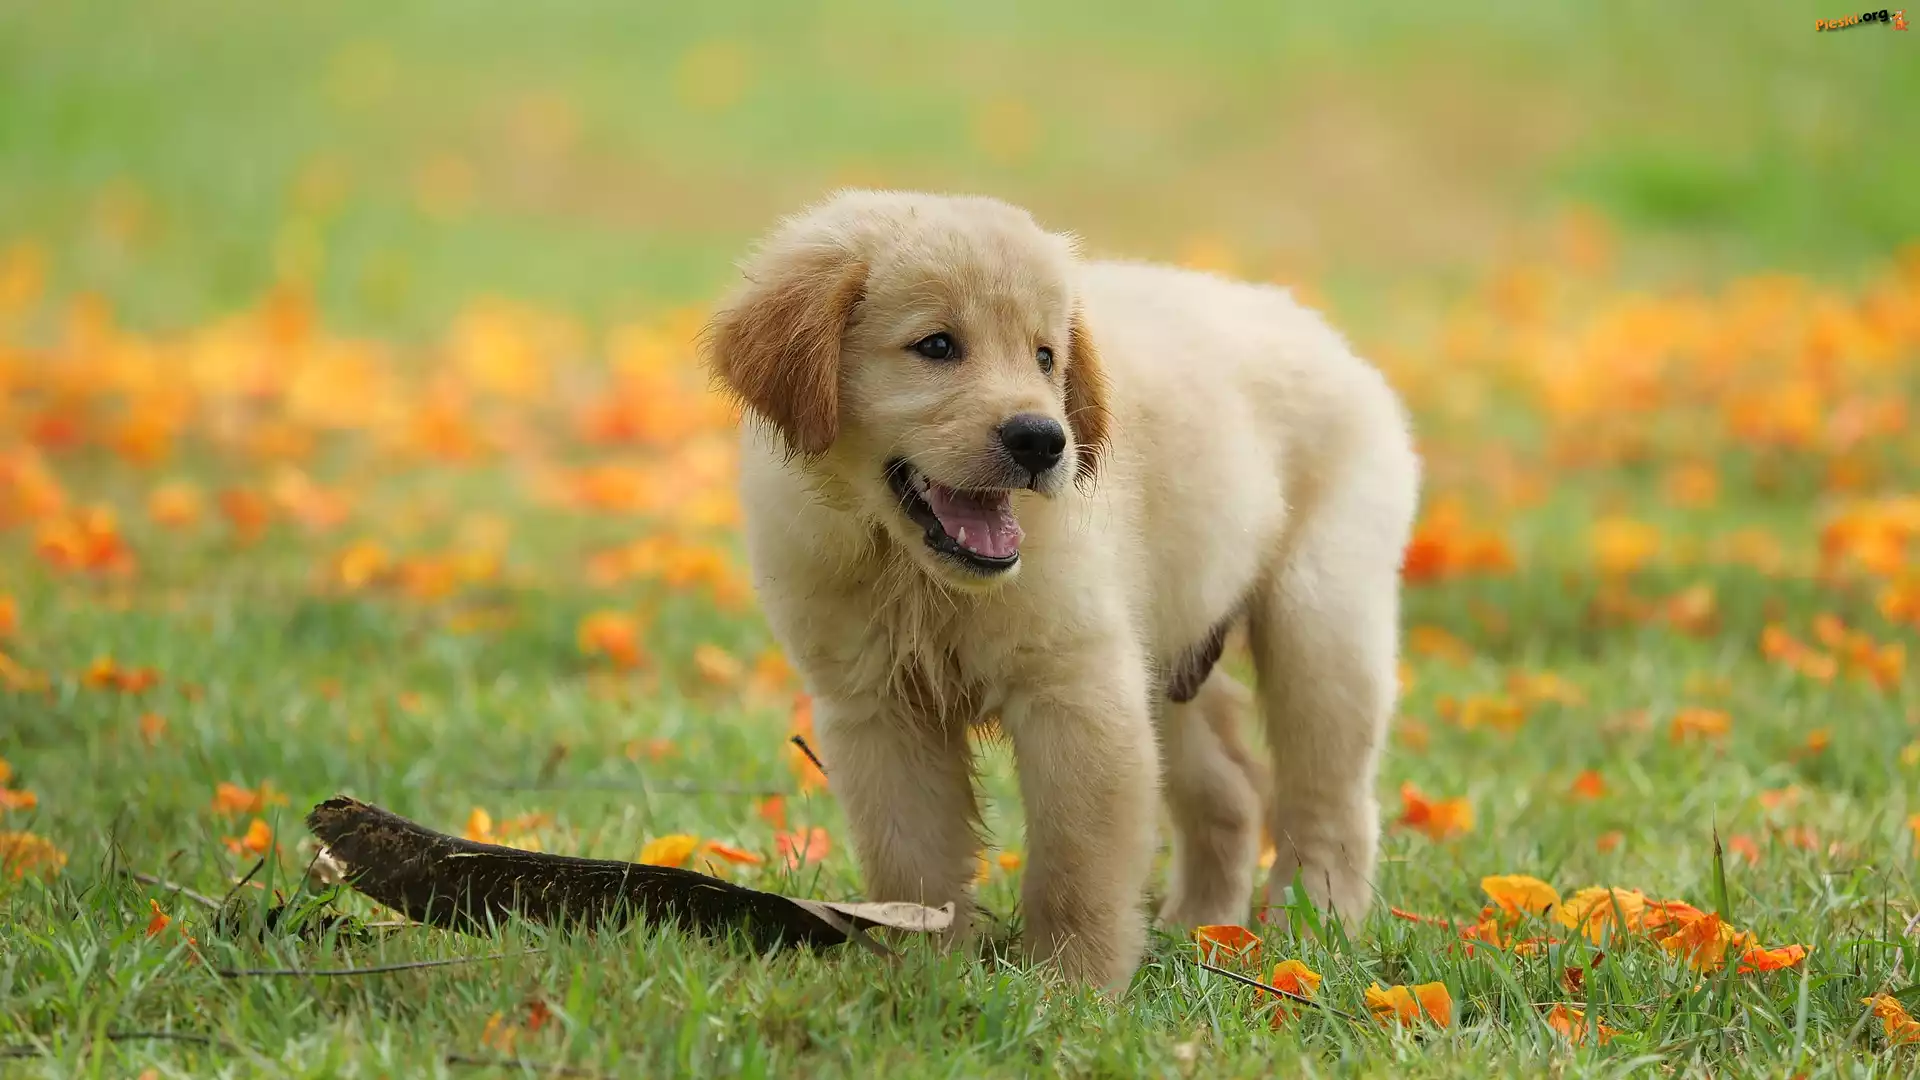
top-left (124, 869), bottom-right (222, 911)
top-left (215, 951), bottom-right (538, 978)
top-left (1195, 960), bottom-right (1365, 1023)
top-left (219, 857), bottom-right (267, 911)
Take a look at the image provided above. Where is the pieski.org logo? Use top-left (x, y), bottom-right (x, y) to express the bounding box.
top-left (1816, 8), bottom-right (1908, 29)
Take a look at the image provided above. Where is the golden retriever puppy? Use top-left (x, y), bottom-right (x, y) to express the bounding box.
top-left (705, 191), bottom-right (1418, 991)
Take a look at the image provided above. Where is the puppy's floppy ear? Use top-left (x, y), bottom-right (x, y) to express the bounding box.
top-left (1064, 308), bottom-right (1111, 485)
top-left (704, 236), bottom-right (867, 456)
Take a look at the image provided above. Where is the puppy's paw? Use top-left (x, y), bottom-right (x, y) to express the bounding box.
top-left (1264, 859), bottom-right (1371, 926)
top-left (1263, 803), bottom-right (1378, 927)
top-left (1023, 901), bottom-right (1145, 995)
top-left (1156, 878), bottom-right (1254, 932)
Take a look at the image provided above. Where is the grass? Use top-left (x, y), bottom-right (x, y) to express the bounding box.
top-left (2, 0), bottom-right (1918, 1076)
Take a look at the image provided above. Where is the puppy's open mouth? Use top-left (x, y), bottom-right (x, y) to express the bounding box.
top-left (885, 459), bottom-right (1023, 574)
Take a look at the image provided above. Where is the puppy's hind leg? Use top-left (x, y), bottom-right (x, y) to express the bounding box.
top-left (1156, 671), bottom-right (1266, 930)
top-left (1248, 419), bottom-right (1416, 926)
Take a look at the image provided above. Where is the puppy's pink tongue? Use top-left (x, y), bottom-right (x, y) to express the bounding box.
top-left (924, 483), bottom-right (1023, 558)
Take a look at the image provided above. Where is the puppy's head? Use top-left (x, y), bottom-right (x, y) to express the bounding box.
top-left (705, 190), bottom-right (1110, 589)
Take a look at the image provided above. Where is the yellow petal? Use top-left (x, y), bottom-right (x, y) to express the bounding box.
top-left (1481, 874), bottom-right (1560, 916)
top-left (639, 833), bottom-right (700, 868)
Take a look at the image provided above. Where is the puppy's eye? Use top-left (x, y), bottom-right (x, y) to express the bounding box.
top-left (1036, 346), bottom-right (1054, 375)
top-left (911, 333), bottom-right (957, 361)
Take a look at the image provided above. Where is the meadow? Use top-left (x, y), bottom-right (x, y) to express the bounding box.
top-left (2, 1), bottom-right (1918, 1076)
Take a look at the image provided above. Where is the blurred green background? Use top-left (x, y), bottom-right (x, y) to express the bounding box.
top-left (3, 0), bottom-right (1913, 332)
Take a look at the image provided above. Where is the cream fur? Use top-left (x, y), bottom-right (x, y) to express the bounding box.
top-left (707, 190), bottom-right (1419, 992)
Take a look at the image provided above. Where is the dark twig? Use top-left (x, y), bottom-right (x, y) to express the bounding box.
top-left (1195, 960), bottom-right (1365, 1023)
top-left (445, 1053), bottom-right (610, 1077)
top-left (789, 734), bottom-right (828, 777)
top-left (0, 1030), bottom-right (230, 1058)
top-left (220, 857), bottom-right (267, 911)
top-left (123, 869), bottom-right (222, 911)
top-left (215, 950), bottom-right (540, 978)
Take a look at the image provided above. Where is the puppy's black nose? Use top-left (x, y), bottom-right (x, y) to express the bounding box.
top-left (999, 413), bottom-right (1066, 475)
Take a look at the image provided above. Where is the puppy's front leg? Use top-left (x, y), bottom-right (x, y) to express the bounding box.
top-left (1005, 648), bottom-right (1159, 993)
top-left (811, 695), bottom-right (981, 936)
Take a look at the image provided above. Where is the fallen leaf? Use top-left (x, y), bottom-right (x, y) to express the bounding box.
top-left (306, 796), bottom-right (952, 952)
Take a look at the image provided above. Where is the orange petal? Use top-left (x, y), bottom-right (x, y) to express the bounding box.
top-left (1556, 887), bottom-right (1647, 943)
top-left (1569, 769), bottom-right (1607, 800)
top-left (1268, 959), bottom-right (1322, 998)
top-left (775, 827), bottom-right (830, 869)
top-left (701, 840), bottom-right (764, 866)
top-left (1365, 981), bottom-right (1451, 1027)
top-left (1739, 943), bottom-right (1808, 973)
top-left (0, 830), bottom-right (67, 879)
top-left (1412, 982), bottom-right (1453, 1027)
top-left (1192, 924), bottom-right (1262, 964)
top-left (1656, 911), bottom-right (1740, 972)
top-left (1545, 1004), bottom-right (1616, 1045)
top-left (692, 643), bottom-right (744, 686)
top-left (464, 807), bottom-right (496, 843)
top-left (1264, 959), bottom-right (1322, 1027)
